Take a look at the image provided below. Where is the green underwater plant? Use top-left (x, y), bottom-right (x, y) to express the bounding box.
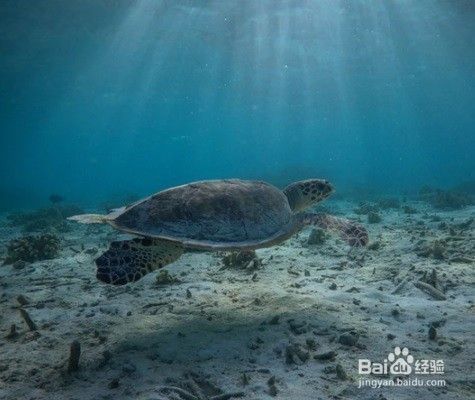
top-left (3, 234), bottom-right (60, 264)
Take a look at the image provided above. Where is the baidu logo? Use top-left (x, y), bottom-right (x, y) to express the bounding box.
top-left (388, 347), bottom-right (414, 375)
top-left (357, 346), bottom-right (446, 389)
top-left (358, 346), bottom-right (444, 376)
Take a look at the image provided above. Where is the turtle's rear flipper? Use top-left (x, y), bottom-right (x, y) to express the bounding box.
top-left (308, 214), bottom-right (368, 247)
top-left (95, 238), bottom-right (183, 285)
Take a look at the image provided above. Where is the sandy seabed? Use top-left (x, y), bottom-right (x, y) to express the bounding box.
top-left (0, 200), bottom-right (473, 400)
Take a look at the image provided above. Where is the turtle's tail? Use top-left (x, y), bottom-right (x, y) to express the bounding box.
top-left (67, 213), bottom-right (108, 224)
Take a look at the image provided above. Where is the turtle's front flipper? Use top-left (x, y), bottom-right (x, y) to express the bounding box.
top-left (95, 238), bottom-right (183, 285)
top-left (306, 213), bottom-right (368, 247)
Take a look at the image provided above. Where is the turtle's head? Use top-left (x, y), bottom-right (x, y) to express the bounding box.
top-left (283, 179), bottom-right (334, 212)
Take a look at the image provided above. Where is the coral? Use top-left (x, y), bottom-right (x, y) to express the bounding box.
top-left (4, 234), bottom-right (60, 264)
top-left (155, 270), bottom-right (180, 285)
top-left (354, 202), bottom-right (379, 215)
top-left (419, 186), bottom-right (473, 210)
top-left (451, 180), bottom-right (475, 195)
top-left (7, 204), bottom-right (83, 233)
top-left (222, 250), bottom-right (261, 271)
top-left (367, 241), bottom-right (381, 251)
top-left (377, 197), bottom-right (401, 209)
top-left (403, 205), bottom-right (417, 214)
top-left (48, 194), bottom-right (64, 204)
top-left (432, 241), bottom-right (446, 260)
top-left (367, 212), bottom-right (382, 224)
top-left (307, 228), bottom-right (327, 245)
top-left (415, 240), bottom-right (446, 260)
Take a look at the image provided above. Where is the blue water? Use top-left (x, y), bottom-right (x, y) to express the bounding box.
top-left (1, 0), bottom-right (474, 210)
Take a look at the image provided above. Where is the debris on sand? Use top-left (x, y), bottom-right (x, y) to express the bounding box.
top-left (403, 205), bottom-right (417, 214)
top-left (338, 332), bottom-right (359, 347)
top-left (19, 308), bottom-right (37, 331)
top-left (159, 371), bottom-right (244, 400)
top-left (307, 228), bottom-right (327, 245)
top-left (5, 324), bottom-right (18, 340)
top-left (221, 250), bottom-right (262, 271)
top-left (335, 363), bottom-right (348, 380)
top-left (314, 351), bottom-right (337, 361)
top-left (367, 211), bottom-right (382, 224)
top-left (419, 186), bottom-right (473, 210)
top-left (354, 202), bottom-right (380, 215)
top-left (155, 270), bottom-right (180, 285)
top-left (414, 281), bottom-right (447, 301)
top-left (377, 197), bottom-right (401, 210)
top-left (392, 276), bottom-right (410, 295)
top-left (67, 340), bottom-right (81, 373)
top-left (285, 343), bottom-right (310, 365)
top-left (429, 325), bottom-right (437, 340)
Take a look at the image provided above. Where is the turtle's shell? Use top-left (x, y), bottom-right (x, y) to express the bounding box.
top-left (109, 179), bottom-right (301, 250)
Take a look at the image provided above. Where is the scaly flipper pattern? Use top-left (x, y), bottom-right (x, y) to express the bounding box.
top-left (95, 238), bottom-right (183, 285)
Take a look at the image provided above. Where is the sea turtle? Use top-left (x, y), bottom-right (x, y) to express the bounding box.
top-left (69, 179), bottom-right (368, 285)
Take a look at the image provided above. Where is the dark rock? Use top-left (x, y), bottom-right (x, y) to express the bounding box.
top-left (67, 340), bottom-right (81, 373)
top-left (108, 378), bottom-right (120, 389)
top-left (429, 326), bottom-right (437, 340)
top-left (338, 333), bottom-right (359, 346)
top-left (336, 364), bottom-right (347, 380)
top-left (314, 351), bottom-right (337, 361)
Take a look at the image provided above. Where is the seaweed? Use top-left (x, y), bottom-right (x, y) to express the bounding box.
top-left (3, 234), bottom-right (60, 264)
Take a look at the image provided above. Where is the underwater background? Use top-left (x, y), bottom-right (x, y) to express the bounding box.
top-left (1, 2), bottom-right (474, 400)
top-left (1, 0), bottom-right (474, 210)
